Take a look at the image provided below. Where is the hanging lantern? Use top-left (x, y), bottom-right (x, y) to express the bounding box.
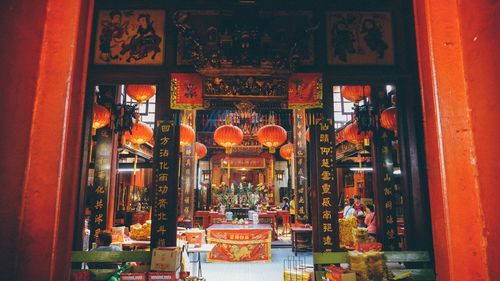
top-left (92, 103), bottom-right (111, 133)
top-left (381, 106), bottom-right (397, 134)
top-left (343, 122), bottom-right (373, 149)
top-left (341, 85), bottom-right (371, 103)
top-left (279, 143), bottom-right (294, 161)
top-left (256, 124), bottom-right (287, 153)
top-left (124, 121), bottom-right (154, 146)
top-left (195, 142), bottom-right (207, 159)
top-left (180, 124), bottom-right (196, 148)
top-left (306, 128), bottom-right (310, 143)
top-left (126, 84), bottom-right (156, 103)
top-left (214, 124), bottom-right (244, 154)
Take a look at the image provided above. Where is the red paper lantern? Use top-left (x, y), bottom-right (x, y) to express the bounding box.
top-left (124, 121), bottom-right (153, 146)
top-left (214, 124), bottom-right (244, 154)
top-left (257, 124), bottom-right (288, 153)
top-left (381, 106), bottom-right (397, 134)
top-left (195, 142), bottom-right (207, 159)
top-left (336, 129), bottom-right (345, 143)
top-left (180, 124), bottom-right (196, 147)
top-left (279, 143), bottom-right (294, 160)
top-left (126, 84), bottom-right (156, 103)
top-left (92, 103), bottom-right (110, 130)
top-left (343, 122), bottom-right (372, 148)
top-left (341, 85), bottom-right (371, 103)
top-left (306, 128), bottom-right (310, 142)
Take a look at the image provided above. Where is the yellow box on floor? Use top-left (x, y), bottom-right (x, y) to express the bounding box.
top-left (284, 269), bottom-right (313, 281)
top-left (151, 247), bottom-right (182, 272)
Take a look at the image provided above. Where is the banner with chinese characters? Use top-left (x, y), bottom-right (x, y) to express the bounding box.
top-left (206, 229), bottom-right (272, 262)
top-left (170, 73), bottom-right (203, 110)
top-left (151, 120), bottom-right (180, 248)
top-left (288, 73), bottom-right (323, 109)
top-left (180, 111), bottom-right (197, 220)
top-left (89, 128), bottom-right (113, 243)
top-left (293, 109), bottom-right (308, 222)
top-left (310, 120), bottom-right (339, 252)
top-left (377, 130), bottom-right (399, 250)
top-left (220, 157), bottom-right (266, 169)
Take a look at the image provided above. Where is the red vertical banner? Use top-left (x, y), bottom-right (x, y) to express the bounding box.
top-left (170, 73), bottom-right (204, 110)
top-left (151, 120), bottom-right (180, 248)
top-left (310, 119), bottom-right (339, 252)
top-left (288, 73), bottom-right (323, 109)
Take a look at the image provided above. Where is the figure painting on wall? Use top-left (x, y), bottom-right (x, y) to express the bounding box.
top-left (94, 10), bottom-right (165, 65)
top-left (326, 12), bottom-right (394, 65)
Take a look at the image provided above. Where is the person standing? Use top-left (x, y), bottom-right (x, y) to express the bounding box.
top-left (364, 204), bottom-right (377, 239)
top-left (343, 198), bottom-right (356, 218)
top-left (354, 195), bottom-right (366, 226)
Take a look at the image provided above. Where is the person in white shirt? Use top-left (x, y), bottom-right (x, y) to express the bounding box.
top-left (343, 198), bottom-right (356, 218)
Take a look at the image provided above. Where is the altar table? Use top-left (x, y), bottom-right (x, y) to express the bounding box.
top-left (206, 224), bottom-right (272, 262)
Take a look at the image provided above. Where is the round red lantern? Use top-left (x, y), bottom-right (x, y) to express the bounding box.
top-left (343, 122), bottom-right (373, 148)
top-left (180, 124), bottom-right (196, 147)
top-left (126, 84), bottom-right (156, 103)
top-left (256, 124), bottom-right (288, 153)
top-left (195, 142), bottom-right (207, 159)
top-left (341, 85), bottom-right (371, 103)
top-left (336, 129), bottom-right (345, 143)
top-left (279, 143), bottom-right (294, 160)
top-left (92, 103), bottom-right (111, 131)
top-left (214, 124), bottom-right (244, 154)
top-left (124, 121), bottom-right (153, 146)
top-left (381, 106), bottom-right (397, 134)
top-left (306, 128), bottom-right (310, 143)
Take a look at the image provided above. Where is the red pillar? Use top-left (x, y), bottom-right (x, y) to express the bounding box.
top-left (0, 0), bottom-right (92, 280)
top-left (413, 0), bottom-right (500, 280)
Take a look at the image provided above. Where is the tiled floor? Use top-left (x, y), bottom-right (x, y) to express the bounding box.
top-left (197, 247), bottom-right (312, 281)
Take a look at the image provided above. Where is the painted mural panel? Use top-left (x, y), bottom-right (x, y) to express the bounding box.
top-left (94, 10), bottom-right (165, 65)
top-left (326, 11), bottom-right (394, 65)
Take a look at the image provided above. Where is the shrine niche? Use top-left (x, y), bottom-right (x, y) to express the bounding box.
top-left (174, 10), bottom-right (317, 71)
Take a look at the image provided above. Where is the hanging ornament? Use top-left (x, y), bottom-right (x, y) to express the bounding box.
top-left (124, 121), bottom-right (154, 146)
top-left (306, 128), bottom-right (310, 143)
top-left (214, 124), bottom-right (244, 154)
top-left (279, 143), bottom-right (294, 161)
top-left (126, 84), bottom-right (156, 104)
top-left (92, 103), bottom-right (111, 135)
top-left (195, 142), bottom-right (208, 159)
top-left (341, 85), bottom-right (371, 103)
top-left (180, 124), bottom-right (196, 148)
top-left (256, 124), bottom-right (287, 153)
top-left (343, 121), bottom-right (373, 149)
top-left (381, 106), bottom-right (397, 134)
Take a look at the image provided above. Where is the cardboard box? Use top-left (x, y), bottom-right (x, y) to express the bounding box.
top-left (151, 247), bottom-right (182, 272)
top-left (148, 269), bottom-right (180, 281)
top-left (120, 273), bottom-right (147, 281)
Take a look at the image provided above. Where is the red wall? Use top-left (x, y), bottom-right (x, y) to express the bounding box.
top-left (0, 0), bottom-right (92, 280)
top-left (457, 1), bottom-right (500, 278)
top-left (413, 0), bottom-right (500, 280)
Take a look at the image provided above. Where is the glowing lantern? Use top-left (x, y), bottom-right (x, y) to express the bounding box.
top-left (341, 85), bottom-right (371, 103)
top-left (180, 124), bottom-right (196, 147)
top-left (92, 103), bottom-right (111, 133)
top-left (381, 106), bottom-right (397, 134)
top-left (336, 129), bottom-right (345, 143)
top-left (279, 143), bottom-right (294, 161)
top-left (343, 122), bottom-right (373, 149)
top-left (124, 121), bottom-right (154, 146)
top-left (214, 124), bottom-right (244, 154)
top-left (126, 84), bottom-right (156, 103)
top-left (256, 124), bottom-right (287, 153)
top-left (195, 142), bottom-right (207, 159)
top-left (306, 128), bottom-right (310, 142)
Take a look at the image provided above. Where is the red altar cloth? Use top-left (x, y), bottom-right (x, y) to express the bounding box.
top-left (206, 224), bottom-right (272, 262)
